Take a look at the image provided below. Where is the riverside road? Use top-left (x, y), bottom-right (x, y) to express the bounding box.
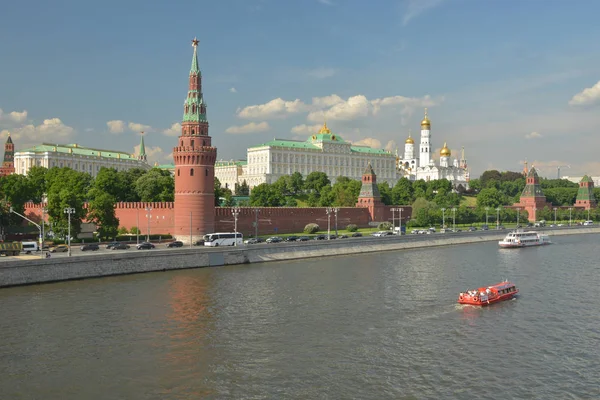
top-left (0, 225), bottom-right (587, 263)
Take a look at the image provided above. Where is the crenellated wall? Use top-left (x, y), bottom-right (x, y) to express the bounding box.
top-left (22, 202), bottom-right (411, 236)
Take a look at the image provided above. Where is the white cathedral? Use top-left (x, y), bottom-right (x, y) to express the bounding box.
top-left (396, 108), bottom-right (470, 189)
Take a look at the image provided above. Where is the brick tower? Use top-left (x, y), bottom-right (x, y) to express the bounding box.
top-left (514, 166), bottom-right (547, 221)
top-left (173, 38), bottom-right (217, 243)
top-left (0, 132), bottom-right (15, 177)
top-left (575, 175), bottom-right (596, 209)
top-left (356, 162), bottom-right (385, 222)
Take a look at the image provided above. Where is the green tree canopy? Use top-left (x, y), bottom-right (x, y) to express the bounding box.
top-left (134, 168), bottom-right (174, 202)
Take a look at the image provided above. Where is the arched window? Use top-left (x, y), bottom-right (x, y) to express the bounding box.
top-left (203, 140), bottom-right (205, 146)
top-left (190, 168), bottom-right (194, 176)
top-left (191, 129), bottom-right (195, 136)
top-left (180, 140), bottom-right (183, 147)
top-left (177, 169), bottom-right (180, 176)
top-left (191, 140), bottom-right (194, 147)
top-left (205, 168), bottom-right (208, 177)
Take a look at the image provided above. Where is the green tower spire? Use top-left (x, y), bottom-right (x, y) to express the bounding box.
top-left (138, 132), bottom-right (147, 162)
top-left (183, 38), bottom-right (207, 123)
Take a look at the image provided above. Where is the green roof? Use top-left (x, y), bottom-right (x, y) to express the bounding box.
top-left (17, 143), bottom-right (139, 160)
top-left (215, 160), bottom-right (247, 167)
top-left (350, 146), bottom-right (390, 155)
top-left (156, 163), bottom-right (175, 170)
top-left (249, 139), bottom-right (320, 150)
top-left (580, 175), bottom-right (593, 183)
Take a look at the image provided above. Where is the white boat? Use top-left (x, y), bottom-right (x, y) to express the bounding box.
top-left (498, 230), bottom-right (551, 248)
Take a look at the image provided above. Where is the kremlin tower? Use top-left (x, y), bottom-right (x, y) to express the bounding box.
top-left (0, 132), bottom-right (15, 177)
top-left (173, 38), bottom-right (217, 243)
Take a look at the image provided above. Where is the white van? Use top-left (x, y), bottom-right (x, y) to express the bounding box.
top-left (583, 220), bottom-right (594, 226)
top-left (22, 241), bottom-right (39, 254)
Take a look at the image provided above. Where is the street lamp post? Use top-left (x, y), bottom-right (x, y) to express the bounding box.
top-left (451, 207), bottom-right (457, 231)
top-left (587, 208), bottom-right (591, 222)
top-left (485, 207), bottom-right (489, 226)
top-left (63, 207), bottom-right (75, 257)
top-left (391, 208), bottom-right (396, 232)
top-left (496, 207), bottom-right (501, 229)
top-left (399, 208), bottom-right (403, 235)
top-left (569, 207), bottom-right (572, 226)
top-left (145, 206), bottom-right (152, 242)
top-left (334, 208), bottom-right (339, 236)
top-left (441, 208), bottom-right (446, 230)
top-left (326, 207), bottom-right (333, 240)
top-left (516, 207), bottom-right (520, 228)
top-left (9, 207), bottom-right (43, 259)
top-left (253, 208), bottom-right (260, 239)
top-left (553, 207), bottom-right (558, 225)
top-left (136, 209), bottom-right (140, 245)
top-left (189, 211), bottom-right (193, 248)
top-left (41, 207), bottom-right (47, 253)
top-left (232, 207), bottom-right (241, 246)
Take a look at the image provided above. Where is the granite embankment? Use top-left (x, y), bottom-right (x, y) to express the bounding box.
top-left (1, 227), bottom-right (599, 288)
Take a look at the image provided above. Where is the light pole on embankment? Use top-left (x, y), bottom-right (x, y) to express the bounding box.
top-left (496, 207), bottom-right (501, 229)
top-left (553, 207), bottom-right (558, 225)
top-left (451, 208), bottom-right (457, 231)
top-left (485, 207), bottom-right (489, 226)
top-left (232, 207), bottom-right (240, 246)
top-left (9, 207), bottom-right (43, 259)
top-left (63, 207), bottom-right (75, 257)
top-left (325, 207), bottom-right (333, 240)
top-left (441, 208), bottom-right (446, 229)
top-left (516, 207), bottom-right (520, 228)
top-left (333, 207), bottom-right (339, 236)
top-left (569, 207), bottom-right (572, 226)
top-left (145, 206), bottom-right (152, 242)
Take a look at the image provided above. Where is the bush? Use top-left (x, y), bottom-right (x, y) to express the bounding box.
top-left (130, 226), bottom-right (141, 235)
top-left (118, 226), bottom-right (129, 235)
top-left (378, 222), bottom-right (393, 230)
top-left (346, 224), bottom-right (358, 232)
top-left (304, 223), bottom-right (320, 234)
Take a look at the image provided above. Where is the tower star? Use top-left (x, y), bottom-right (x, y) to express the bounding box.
top-left (192, 37), bottom-right (199, 47)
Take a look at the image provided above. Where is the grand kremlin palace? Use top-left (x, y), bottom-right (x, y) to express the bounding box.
top-left (215, 122), bottom-right (397, 190)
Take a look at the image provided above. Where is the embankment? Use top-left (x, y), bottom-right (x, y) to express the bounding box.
top-left (1, 227), bottom-right (598, 288)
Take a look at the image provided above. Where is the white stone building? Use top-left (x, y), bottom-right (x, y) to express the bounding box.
top-left (215, 123), bottom-right (397, 190)
top-left (396, 109), bottom-right (470, 189)
top-left (14, 142), bottom-right (150, 177)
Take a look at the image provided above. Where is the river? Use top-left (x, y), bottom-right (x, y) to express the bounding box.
top-left (1, 234), bottom-right (598, 399)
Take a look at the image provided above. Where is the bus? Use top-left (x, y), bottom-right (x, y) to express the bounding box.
top-left (203, 232), bottom-right (243, 247)
top-left (22, 241), bottom-right (40, 254)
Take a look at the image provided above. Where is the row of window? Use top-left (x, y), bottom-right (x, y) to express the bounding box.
top-left (176, 168), bottom-right (209, 177)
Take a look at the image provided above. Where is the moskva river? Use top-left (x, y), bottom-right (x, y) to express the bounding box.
top-left (1, 234), bottom-right (599, 399)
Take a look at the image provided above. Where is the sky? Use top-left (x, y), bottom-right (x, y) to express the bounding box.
top-left (2, 0), bottom-right (600, 179)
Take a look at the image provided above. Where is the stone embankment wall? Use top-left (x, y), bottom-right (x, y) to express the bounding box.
top-left (1, 227), bottom-right (598, 288)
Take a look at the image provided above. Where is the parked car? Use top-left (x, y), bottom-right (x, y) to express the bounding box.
top-left (481, 225), bottom-right (489, 231)
top-left (80, 243), bottom-right (99, 251)
top-left (167, 241), bottom-right (183, 248)
top-left (314, 235), bottom-right (327, 240)
top-left (50, 244), bottom-right (69, 253)
top-left (106, 241), bottom-right (121, 249)
top-left (244, 238), bottom-right (259, 244)
top-left (351, 232), bottom-right (363, 237)
top-left (193, 239), bottom-right (205, 246)
top-left (298, 236), bottom-right (311, 241)
top-left (137, 242), bottom-right (155, 250)
top-left (285, 236), bottom-right (298, 242)
top-left (111, 243), bottom-right (130, 250)
top-left (338, 234), bottom-right (348, 239)
top-left (468, 226), bottom-right (477, 232)
top-left (266, 236), bottom-right (283, 243)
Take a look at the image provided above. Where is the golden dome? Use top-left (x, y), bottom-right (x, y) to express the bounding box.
top-left (421, 107), bottom-right (431, 128)
top-left (440, 142), bottom-right (451, 157)
top-left (405, 134), bottom-right (414, 144)
top-left (318, 121), bottom-right (331, 134)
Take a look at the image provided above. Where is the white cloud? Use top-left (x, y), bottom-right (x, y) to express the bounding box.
top-left (237, 98), bottom-right (308, 119)
top-left (106, 120), bottom-right (125, 134)
top-left (384, 140), bottom-right (398, 153)
top-left (133, 144), bottom-right (166, 165)
top-left (2, 118), bottom-right (74, 144)
top-left (307, 67), bottom-right (337, 79)
top-left (238, 93), bottom-right (441, 124)
top-left (352, 137), bottom-right (382, 149)
top-left (162, 122), bottom-right (181, 137)
top-left (402, 0), bottom-right (445, 26)
top-left (525, 131), bottom-right (543, 139)
top-left (230, 87), bottom-right (237, 93)
top-left (290, 124), bottom-right (324, 135)
top-left (225, 121), bottom-right (270, 134)
top-left (128, 122), bottom-right (151, 133)
top-left (0, 108), bottom-right (28, 123)
top-left (569, 80), bottom-right (600, 106)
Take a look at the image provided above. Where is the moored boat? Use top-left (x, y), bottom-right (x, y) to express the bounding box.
top-left (498, 230), bottom-right (551, 248)
top-left (458, 281), bottom-right (518, 306)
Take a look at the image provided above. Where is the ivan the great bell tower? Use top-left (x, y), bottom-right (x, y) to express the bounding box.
top-left (173, 38), bottom-right (217, 243)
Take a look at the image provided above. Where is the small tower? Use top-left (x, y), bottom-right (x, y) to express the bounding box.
top-left (459, 146), bottom-right (467, 169)
top-left (439, 142), bottom-right (451, 167)
top-left (404, 130), bottom-right (415, 160)
top-left (173, 38), bottom-right (217, 243)
top-left (0, 132), bottom-right (15, 177)
top-left (138, 132), bottom-right (147, 162)
top-left (419, 108), bottom-right (431, 167)
top-left (356, 162), bottom-right (385, 222)
top-left (575, 175), bottom-right (597, 209)
top-left (515, 166), bottom-right (548, 221)
top-left (522, 161), bottom-right (529, 176)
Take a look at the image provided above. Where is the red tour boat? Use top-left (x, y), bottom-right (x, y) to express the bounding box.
top-left (458, 281), bottom-right (518, 306)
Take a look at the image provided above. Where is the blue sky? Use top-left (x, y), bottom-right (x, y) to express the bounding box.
top-left (2, 0), bottom-right (600, 178)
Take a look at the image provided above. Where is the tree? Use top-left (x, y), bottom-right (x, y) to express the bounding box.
top-left (27, 166), bottom-right (48, 203)
top-left (0, 174), bottom-right (33, 218)
top-left (118, 168), bottom-right (147, 201)
top-left (134, 168), bottom-right (174, 202)
top-left (377, 182), bottom-right (392, 205)
top-left (235, 180), bottom-right (250, 196)
top-left (476, 187), bottom-right (507, 208)
top-left (249, 183), bottom-right (284, 206)
top-left (214, 177), bottom-right (225, 206)
top-left (305, 171), bottom-right (330, 193)
top-left (392, 177), bottom-right (414, 205)
top-left (288, 172), bottom-right (304, 195)
top-left (412, 179), bottom-right (428, 200)
top-left (480, 170), bottom-right (502, 186)
top-left (87, 188), bottom-right (120, 240)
